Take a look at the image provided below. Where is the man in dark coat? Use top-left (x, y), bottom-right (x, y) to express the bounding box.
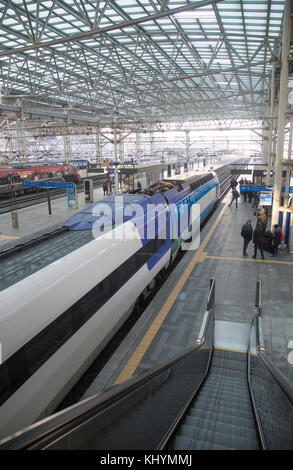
top-left (252, 221), bottom-right (265, 260)
top-left (231, 178), bottom-right (238, 189)
top-left (271, 224), bottom-right (282, 257)
top-left (228, 188), bottom-right (240, 207)
top-left (241, 219), bottom-right (253, 256)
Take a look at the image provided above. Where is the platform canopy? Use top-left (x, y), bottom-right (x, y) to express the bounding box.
top-left (0, 0), bottom-right (286, 128)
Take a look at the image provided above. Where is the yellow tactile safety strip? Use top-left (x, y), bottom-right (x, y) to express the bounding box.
top-left (114, 202), bottom-right (229, 385)
top-left (206, 255), bottom-right (293, 265)
top-left (0, 235), bottom-right (20, 240)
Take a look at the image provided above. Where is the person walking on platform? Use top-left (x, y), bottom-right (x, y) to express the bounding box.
top-left (103, 182), bottom-right (108, 196)
top-left (241, 219), bottom-right (253, 256)
top-left (271, 224), bottom-right (282, 257)
top-left (228, 188), bottom-right (240, 207)
top-left (252, 221), bottom-right (265, 260)
top-left (107, 180), bottom-right (112, 195)
top-left (252, 191), bottom-right (259, 209)
top-left (231, 178), bottom-right (238, 190)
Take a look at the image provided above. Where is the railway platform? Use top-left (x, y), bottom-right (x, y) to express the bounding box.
top-left (0, 185), bottom-right (104, 251)
top-left (81, 190), bottom-right (293, 400)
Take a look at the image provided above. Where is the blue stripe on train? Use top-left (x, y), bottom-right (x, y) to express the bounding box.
top-left (147, 187), bottom-right (218, 271)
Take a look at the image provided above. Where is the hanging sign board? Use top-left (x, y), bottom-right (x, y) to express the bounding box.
top-left (259, 192), bottom-right (272, 206)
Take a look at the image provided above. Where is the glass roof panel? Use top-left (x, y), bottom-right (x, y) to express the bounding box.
top-left (0, 0), bottom-right (286, 125)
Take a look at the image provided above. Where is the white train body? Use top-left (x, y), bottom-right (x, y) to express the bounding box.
top-left (0, 168), bottom-right (222, 439)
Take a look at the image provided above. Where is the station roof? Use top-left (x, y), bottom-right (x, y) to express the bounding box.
top-left (0, 0), bottom-right (286, 128)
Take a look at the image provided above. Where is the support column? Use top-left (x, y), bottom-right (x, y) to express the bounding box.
top-left (284, 110), bottom-right (293, 206)
top-left (5, 136), bottom-right (14, 161)
top-left (136, 127), bottom-right (141, 162)
top-left (267, 55), bottom-right (277, 185)
top-left (95, 124), bottom-right (102, 162)
top-left (113, 117), bottom-right (119, 194)
top-left (149, 130), bottom-right (154, 159)
top-left (63, 134), bottom-right (72, 163)
top-left (272, 0), bottom-right (293, 226)
top-left (119, 138), bottom-right (124, 163)
top-left (16, 109), bottom-right (27, 163)
top-left (185, 129), bottom-right (190, 171)
top-left (261, 107), bottom-right (269, 165)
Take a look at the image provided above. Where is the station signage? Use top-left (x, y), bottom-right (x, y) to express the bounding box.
top-left (259, 192), bottom-right (272, 206)
top-left (240, 185), bottom-right (272, 192)
top-left (240, 184), bottom-right (293, 193)
top-left (23, 181), bottom-right (74, 189)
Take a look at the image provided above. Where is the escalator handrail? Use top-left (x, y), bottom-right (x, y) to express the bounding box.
top-left (255, 315), bottom-right (293, 407)
top-left (0, 310), bottom-right (214, 450)
top-left (253, 278), bottom-right (293, 408)
top-left (247, 315), bottom-right (267, 450)
top-left (158, 310), bottom-right (215, 449)
top-left (248, 314), bottom-right (293, 451)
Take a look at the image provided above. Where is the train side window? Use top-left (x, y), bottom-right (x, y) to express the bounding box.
top-left (110, 257), bottom-right (136, 296)
top-left (96, 278), bottom-right (110, 306)
top-left (26, 336), bottom-right (52, 375)
top-left (51, 312), bottom-right (73, 345)
top-left (0, 364), bottom-right (11, 405)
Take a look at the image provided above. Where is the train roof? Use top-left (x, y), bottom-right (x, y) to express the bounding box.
top-left (163, 169), bottom-right (213, 185)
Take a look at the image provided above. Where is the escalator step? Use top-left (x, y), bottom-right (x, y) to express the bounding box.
top-left (212, 349), bottom-right (247, 360)
top-left (184, 414), bottom-right (256, 431)
top-left (189, 406), bottom-right (254, 421)
top-left (211, 358), bottom-right (247, 372)
top-left (191, 402), bottom-right (252, 416)
top-left (179, 421), bottom-right (258, 441)
top-left (196, 390), bottom-right (251, 405)
top-left (172, 433), bottom-right (258, 450)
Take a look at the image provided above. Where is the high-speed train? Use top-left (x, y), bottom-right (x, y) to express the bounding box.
top-left (0, 164), bottom-right (230, 440)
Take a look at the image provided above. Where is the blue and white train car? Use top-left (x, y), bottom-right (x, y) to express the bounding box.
top-left (0, 169), bottom-right (220, 439)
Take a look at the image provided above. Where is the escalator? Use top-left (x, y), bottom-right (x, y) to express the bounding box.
top-left (172, 348), bottom-right (259, 450)
top-left (0, 279), bottom-right (292, 450)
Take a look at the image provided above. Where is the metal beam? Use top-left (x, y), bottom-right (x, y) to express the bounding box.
top-left (0, 0), bottom-right (222, 58)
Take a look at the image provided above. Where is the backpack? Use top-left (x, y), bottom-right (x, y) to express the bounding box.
top-left (280, 231), bottom-right (285, 242)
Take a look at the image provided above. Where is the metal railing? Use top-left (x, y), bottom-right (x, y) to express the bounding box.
top-left (248, 281), bottom-right (293, 450)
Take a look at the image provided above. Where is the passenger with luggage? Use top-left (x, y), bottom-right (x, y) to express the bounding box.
top-left (241, 219), bottom-right (253, 257)
top-left (228, 188), bottom-right (240, 207)
top-left (271, 224), bottom-right (283, 257)
top-left (263, 230), bottom-right (274, 253)
top-left (252, 221), bottom-right (265, 260)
